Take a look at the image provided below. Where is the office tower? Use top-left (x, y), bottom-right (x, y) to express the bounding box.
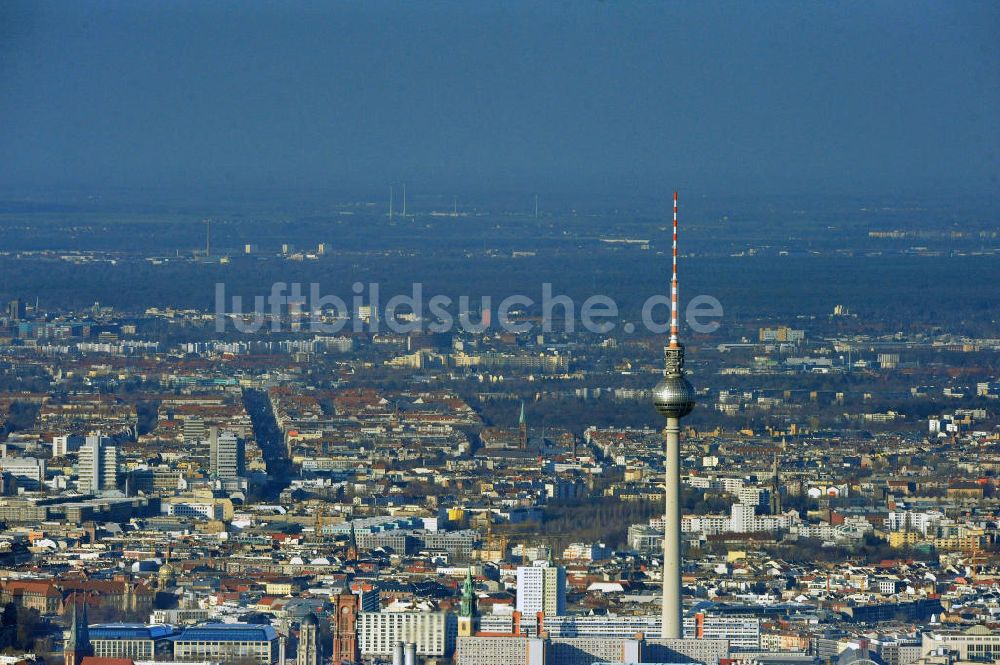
top-left (651, 192), bottom-right (696, 639)
top-left (730, 503), bottom-right (757, 533)
top-left (297, 613), bottom-right (319, 665)
top-left (7, 299), bottom-right (25, 322)
top-left (353, 584), bottom-right (380, 612)
top-left (78, 434), bottom-right (118, 494)
top-left (182, 416), bottom-right (206, 443)
top-left (209, 428), bottom-right (244, 480)
top-left (53, 434), bottom-right (84, 457)
top-left (515, 561), bottom-right (566, 617)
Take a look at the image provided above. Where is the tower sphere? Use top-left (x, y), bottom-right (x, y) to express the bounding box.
top-left (652, 373), bottom-right (695, 418)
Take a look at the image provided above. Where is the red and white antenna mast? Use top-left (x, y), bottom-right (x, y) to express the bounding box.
top-left (669, 191), bottom-right (680, 348)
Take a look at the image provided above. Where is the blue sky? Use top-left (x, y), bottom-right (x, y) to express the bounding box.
top-left (1, 1), bottom-right (997, 200)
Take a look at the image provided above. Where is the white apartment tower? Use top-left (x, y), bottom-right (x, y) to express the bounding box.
top-left (516, 561), bottom-right (567, 617)
top-left (78, 434), bottom-right (118, 493)
top-left (209, 428), bottom-right (244, 480)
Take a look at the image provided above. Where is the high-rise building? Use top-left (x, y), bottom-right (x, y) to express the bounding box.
top-left (351, 582), bottom-right (379, 612)
top-left (52, 434), bottom-right (85, 458)
top-left (297, 612), bottom-right (320, 665)
top-left (78, 434), bottom-right (118, 494)
top-left (730, 502), bottom-right (757, 533)
top-left (651, 192), bottom-right (696, 639)
top-left (515, 561), bottom-right (566, 617)
top-left (7, 299), bottom-right (26, 322)
top-left (210, 428), bottom-right (244, 480)
top-left (182, 416), bottom-right (206, 443)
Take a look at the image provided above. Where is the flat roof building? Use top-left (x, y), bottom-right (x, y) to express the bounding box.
top-left (171, 624), bottom-right (278, 665)
top-left (89, 624), bottom-right (177, 661)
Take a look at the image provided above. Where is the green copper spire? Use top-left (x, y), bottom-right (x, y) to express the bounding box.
top-left (459, 568), bottom-right (476, 618)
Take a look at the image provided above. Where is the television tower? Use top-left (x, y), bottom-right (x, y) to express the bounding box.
top-left (652, 191), bottom-right (696, 639)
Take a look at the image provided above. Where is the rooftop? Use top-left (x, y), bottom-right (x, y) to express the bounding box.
top-left (172, 624), bottom-right (277, 643)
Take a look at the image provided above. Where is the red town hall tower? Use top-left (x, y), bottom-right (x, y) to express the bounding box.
top-left (331, 592), bottom-right (359, 664)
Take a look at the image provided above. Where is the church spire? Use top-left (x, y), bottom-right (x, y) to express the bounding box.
top-left (518, 401), bottom-right (527, 449)
top-left (460, 568), bottom-right (476, 618)
top-left (769, 439), bottom-right (783, 515)
top-left (346, 521), bottom-right (359, 561)
top-left (65, 594), bottom-right (92, 665)
top-left (457, 567), bottom-right (478, 637)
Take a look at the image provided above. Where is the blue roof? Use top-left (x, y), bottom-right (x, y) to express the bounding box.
top-left (173, 623), bottom-right (277, 643)
top-left (89, 624), bottom-right (176, 640)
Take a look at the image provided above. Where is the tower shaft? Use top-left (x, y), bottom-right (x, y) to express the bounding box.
top-left (662, 417), bottom-right (682, 638)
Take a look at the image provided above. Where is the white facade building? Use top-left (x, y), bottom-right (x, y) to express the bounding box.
top-left (358, 611), bottom-right (453, 657)
top-left (516, 562), bottom-right (567, 617)
top-left (78, 434), bottom-right (118, 493)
